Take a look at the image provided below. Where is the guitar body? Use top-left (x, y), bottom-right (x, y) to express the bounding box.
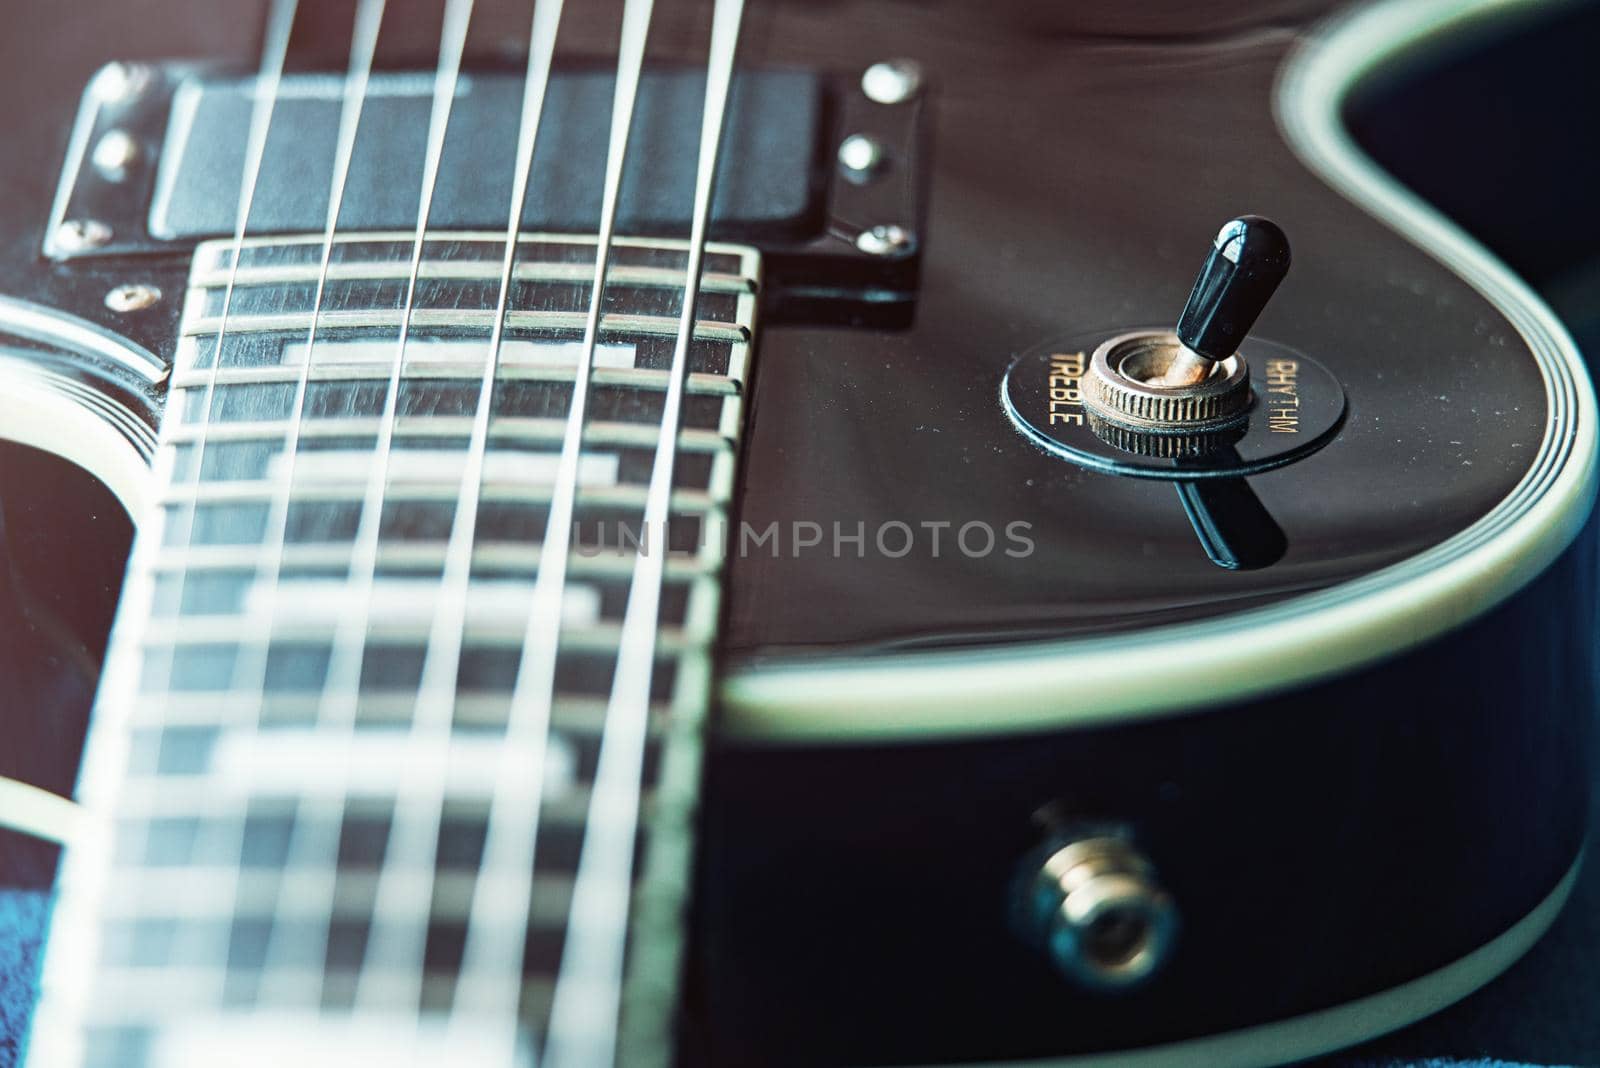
top-left (0, 0), bottom-right (1595, 1066)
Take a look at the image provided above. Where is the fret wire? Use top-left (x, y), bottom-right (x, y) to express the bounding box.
top-left (202, 228), bottom-right (757, 259)
top-left (128, 693), bottom-right (672, 735)
top-left (178, 307), bottom-right (752, 344)
top-left (163, 416), bottom-right (733, 453)
top-left (151, 542), bottom-right (712, 581)
top-left (545, 3), bottom-right (746, 1065)
top-left (103, 869), bottom-right (583, 926)
top-left (189, 260), bottom-right (755, 295)
top-left (114, 779), bottom-right (620, 826)
top-left (140, 617), bottom-right (692, 653)
top-left (167, 363), bottom-right (744, 395)
top-left (81, 971), bottom-right (566, 1028)
top-left (357, 0), bottom-right (564, 1037)
top-left (159, 479), bottom-right (719, 512)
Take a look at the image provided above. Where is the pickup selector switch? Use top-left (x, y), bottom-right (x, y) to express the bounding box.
top-left (1002, 212), bottom-right (1343, 480)
top-left (1082, 216), bottom-right (1290, 433)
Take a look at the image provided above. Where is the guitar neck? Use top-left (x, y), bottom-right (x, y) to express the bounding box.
top-left (32, 232), bottom-right (760, 1065)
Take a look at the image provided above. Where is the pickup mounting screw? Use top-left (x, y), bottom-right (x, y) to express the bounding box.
top-left (92, 130), bottom-right (140, 182)
top-left (53, 219), bottom-right (113, 254)
top-left (838, 134), bottom-right (885, 178)
top-left (105, 284), bottom-right (162, 313)
top-left (861, 59), bottom-right (924, 105)
top-left (856, 224), bottom-right (915, 258)
top-left (92, 62), bottom-right (152, 104)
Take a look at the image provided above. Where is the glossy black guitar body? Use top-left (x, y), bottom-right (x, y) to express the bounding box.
top-left (0, 1), bottom-right (1596, 1066)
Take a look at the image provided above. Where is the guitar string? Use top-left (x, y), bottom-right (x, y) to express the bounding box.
top-left (436, 0), bottom-right (569, 1050)
top-left (143, 0), bottom-right (295, 707)
top-left (353, 0), bottom-right (568, 1040)
top-left (336, 0), bottom-right (478, 1016)
top-left (149, 0), bottom-right (298, 998)
top-left (403, 0), bottom-right (653, 1054)
top-left (246, 0), bottom-right (388, 1006)
top-left (544, 1), bottom-right (745, 1064)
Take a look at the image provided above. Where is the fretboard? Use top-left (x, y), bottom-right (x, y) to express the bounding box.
top-left (30, 232), bottom-right (760, 1067)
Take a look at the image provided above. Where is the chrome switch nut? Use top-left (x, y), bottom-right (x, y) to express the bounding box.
top-left (1083, 330), bottom-right (1253, 433)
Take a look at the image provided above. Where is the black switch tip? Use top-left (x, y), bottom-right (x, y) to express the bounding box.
top-left (1175, 215), bottom-right (1291, 363)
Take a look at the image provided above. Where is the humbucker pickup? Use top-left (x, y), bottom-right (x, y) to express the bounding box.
top-left (48, 61), bottom-right (928, 325)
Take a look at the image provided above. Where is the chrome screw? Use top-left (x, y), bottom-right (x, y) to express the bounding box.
top-left (861, 59), bottom-right (924, 105)
top-left (92, 129), bottom-right (140, 182)
top-left (105, 284), bottom-right (162, 313)
top-left (856, 224), bottom-right (915, 258)
top-left (92, 62), bottom-right (152, 104)
top-left (837, 134), bottom-right (885, 178)
top-left (53, 219), bottom-right (113, 254)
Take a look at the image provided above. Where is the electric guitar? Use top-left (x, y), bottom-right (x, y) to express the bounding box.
top-left (0, 0), bottom-right (1595, 1065)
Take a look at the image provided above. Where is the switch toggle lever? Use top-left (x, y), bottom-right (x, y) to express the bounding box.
top-left (1162, 215), bottom-right (1292, 387)
top-left (1082, 215), bottom-right (1291, 432)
